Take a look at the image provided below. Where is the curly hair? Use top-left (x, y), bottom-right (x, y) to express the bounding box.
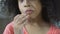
top-left (5, 0), bottom-right (60, 28)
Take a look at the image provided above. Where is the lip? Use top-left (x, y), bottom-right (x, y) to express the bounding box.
top-left (25, 9), bottom-right (33, 14)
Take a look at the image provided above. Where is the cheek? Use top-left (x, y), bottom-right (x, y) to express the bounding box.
top-left (35, 4), bottom-right (42, 15)
top-left (30, 11), bottom-right (40, 19)
top-left (18, 4), bottom-right (24, 13)
top-left (31, 8), bottom-right (41, 19)
top-left (33, 4), bottom-right (42, 15)
top-left (30, 3), bottom-right (42, 18)
top-left (32, 2), bottom-right (42, 12)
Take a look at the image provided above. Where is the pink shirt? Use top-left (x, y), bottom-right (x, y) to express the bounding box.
top-left (3, 22), bottom-right (60, 34)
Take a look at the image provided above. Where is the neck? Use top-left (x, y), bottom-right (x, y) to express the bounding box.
top-left (27, 14), bottom-right (50, 27)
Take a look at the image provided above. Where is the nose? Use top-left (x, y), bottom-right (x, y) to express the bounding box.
top-left (24, 0), bottom-right (30, 7)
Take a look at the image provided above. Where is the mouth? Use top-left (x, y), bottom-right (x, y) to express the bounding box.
top-left (25, 9), bottom-right (33, 14)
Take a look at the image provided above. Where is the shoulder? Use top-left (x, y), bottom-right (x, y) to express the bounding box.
top-left (3, 21), bottom-right (14, 34)
top-left (5, 22), bottom-right (13, 29)
top-left (53, 25), bottom-right (60, 34)
top-left (48, 24), bottom-right (60, 34)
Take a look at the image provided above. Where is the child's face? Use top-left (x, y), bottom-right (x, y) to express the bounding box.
top-left (18, 0), bottom-right (42, 19)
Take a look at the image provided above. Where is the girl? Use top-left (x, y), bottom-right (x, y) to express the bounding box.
top-left (3, 0), bottom-right (60, 34)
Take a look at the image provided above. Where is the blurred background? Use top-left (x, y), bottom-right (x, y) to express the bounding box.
top-left (0, 0), bottom-right (15, 34)
top-left (0, 0), bottom-right (60, 34)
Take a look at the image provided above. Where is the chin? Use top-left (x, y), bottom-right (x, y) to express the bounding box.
top-left (30, 14), bottom-right (38, 19)
top-left (30, 16), bottom-right (37, 19)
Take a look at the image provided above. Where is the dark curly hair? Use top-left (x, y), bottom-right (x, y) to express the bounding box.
top-left (5, 0), bottom-right (60, 28)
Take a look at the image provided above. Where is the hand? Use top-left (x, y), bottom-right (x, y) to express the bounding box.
top-left (13, 14), bottom-right (30, 34)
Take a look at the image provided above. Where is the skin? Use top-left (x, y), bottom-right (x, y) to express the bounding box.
top-left (13, 0), bottom-right (50, 34)
top-left (18, 0), bottom-right (42, 19)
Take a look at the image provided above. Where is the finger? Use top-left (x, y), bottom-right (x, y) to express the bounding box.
top-left (14, 14), bottom-right (25, 22)
top-left (13, 15), bottom-right (30, 29)
top-left (14, 14), bottom-right (27, 21)
top-left (17, 15), bottom-right (30, 25)
top-left (14, 14), bottom-right (28, 24)
top-left (14, 14), bottom-right (20, 20)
